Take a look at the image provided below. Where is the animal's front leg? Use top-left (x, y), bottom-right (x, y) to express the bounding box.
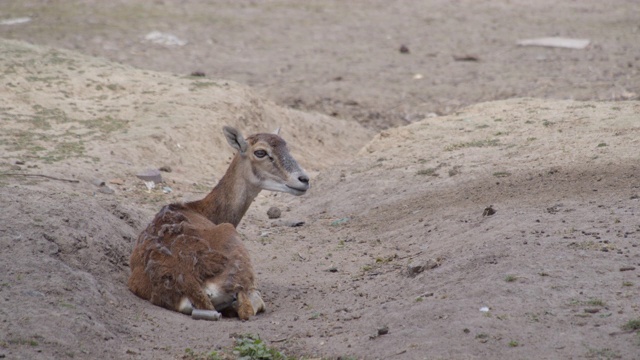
top-left (248, 290), bottom-right (266, 314)
top-left (235, 291), bottom-right (257, 320)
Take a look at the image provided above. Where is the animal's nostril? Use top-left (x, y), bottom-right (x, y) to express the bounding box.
top-left (298, 175), bottom-right (309, 184)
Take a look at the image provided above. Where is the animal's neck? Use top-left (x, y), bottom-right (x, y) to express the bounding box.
top-left (188, 156), bottom-right (261, 227)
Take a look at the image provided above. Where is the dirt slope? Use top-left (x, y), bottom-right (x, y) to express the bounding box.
top-left (1, 0), bottom-right (638, 130)
top-left (1, 39), bottom-right (639, 359)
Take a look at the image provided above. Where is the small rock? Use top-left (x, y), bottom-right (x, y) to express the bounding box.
top-left (453, 54), bottom-right (480, 62)
top-left (377, 326), bottom-right (389, 336)
top-left (267, 207), bottom-right (282, 219)
top-left (483, 205), bottom-right (496, 216)
top-left (407, 259), bottom-right (439, 277)
top-left (15, 160), bottom-right (25, 165)
top-left (162, 186), bottom-right (173, 194)
top-left (159, 165), bottom-right (172, 173)
top-left (619, 266), bottom-right (636, 272)
top-left (273, 220), bottom-right (306, 227)
top-left (399, 45), bottom-right (410, 54)
top-left (92, 179), bottom-right (106, 187)
top-left (190, 71), bottom-right (206, 77)
top-left (331, 217), bottom-right (350, 226)
top-left (407, 261), bottom-right (425, 276)
top-left (136, 169), bottom-right (162, 184)
top-left (109, 178), bottom-right (125, 185)
top-left (584, 308), bottom-right (600, 314)
top-left (22, 290), bottom-right (45, 298)
top-left (144, 181), bottom-right (155, 191)
top-left (97, 186), bottom-right (115, 194)
top-left (327, 266), bottom-right (338, 273)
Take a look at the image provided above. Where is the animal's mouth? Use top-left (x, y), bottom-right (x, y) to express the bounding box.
top-left (286, 185), bottom-right (308, 195)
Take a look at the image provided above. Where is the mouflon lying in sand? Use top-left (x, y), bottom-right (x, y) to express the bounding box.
top-left (128, 126), bottom-right (309, 320)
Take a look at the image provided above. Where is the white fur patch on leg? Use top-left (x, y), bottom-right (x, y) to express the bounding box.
top-left (249, 290), bottom-right (266, 314)
top-left (178, 297), bottom-right (193, 315)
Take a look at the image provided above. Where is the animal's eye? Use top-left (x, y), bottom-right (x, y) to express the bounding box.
top-left (254, 150), bottom-right (268, 158)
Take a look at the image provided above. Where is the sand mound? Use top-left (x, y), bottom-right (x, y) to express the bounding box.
top-left (1, 39), bottom-right (639, 359)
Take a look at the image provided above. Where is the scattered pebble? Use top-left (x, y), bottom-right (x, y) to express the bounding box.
top-left (399, 45), bottom-right (410, 54)
top-left (144, 31), bottom-right (187, 46)
top-left (0, 17), bottom-right (31, 26)
top-left (97, 186), bottom-right (115, 194)
top-left (267, 207), bottom-right (282, 219)
top-left (136, 169), bottom-right (162, 184)
top-left (327, 266), bottom-right (338, 273)
top-left (159, 165), bottom-right (173, 173)
top-left (453, 54), bottom-right (480, 62)
top-left (584, 308), bottom-right (600, 314)
top-left (15, 160), bottom-right (25, 165)
top-left (109, 178), bottom-right (125, 185)
top-left (619, 266), bottom-right (636, 272)
top-left (190, 71), bottom-right (206, 77)
top-left (162, 186), bottom-right (173, 194)
top-left (480, 307), bottom-right (490, 312)
top-left (483, 205), bottom-right (496, 216)
top-left (377, 326), bottom-right (389, 336)
top-left (331, 217), bottom-right (350, 226)
top-left (516, 37), bottom-right (590, 50)
top-left (407, 261), bottom-right (426, 276)
top-left (144, 181), bottom-right (155, 191)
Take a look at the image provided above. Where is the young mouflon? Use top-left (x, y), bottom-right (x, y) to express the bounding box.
top-left (128, 126), bottom-right (309, 319)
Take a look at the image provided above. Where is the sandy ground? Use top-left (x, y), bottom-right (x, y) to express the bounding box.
top-left (1, 1), bottom-right (639, 359)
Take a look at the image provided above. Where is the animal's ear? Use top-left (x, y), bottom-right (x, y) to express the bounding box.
top-left (272, 127), bottom-right (281, 136)
top-left (223, 126), bottom-right (248, 153)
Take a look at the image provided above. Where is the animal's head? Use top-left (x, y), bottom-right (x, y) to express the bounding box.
top-left (223, 126), bottom-right (310, 195)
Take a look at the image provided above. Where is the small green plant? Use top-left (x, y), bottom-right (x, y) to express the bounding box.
top-left (184, 348), bottom-right (223, 360)
top-left (233, 334), bottom-right (288, 360)
top-left (508, 340), bottom-right (519, 347)
top-left (586, 298), bottom-right (606, 307)
top-left (475, 333), bottom-right (490, 343)
top-left (445, 139), bottom-right (500, 151)
top-left (585, 348), bottom-right (621, 359)
top-left (622, 318), bottom-right (640, 331)
top-left (504, 275), bottom-right (517, 283)
top-left (597, 142), bottom-right (608, 147)
top-left (542, 120), bottom-right (554, 127)
top-left (416, 168), bottom-right (438, 176)
top-left (493, 171), bottom-right (511, 178)
top-left (623, 281), bottom-right (633, 287)
top-left (309, 312), bottom-right (321, 320)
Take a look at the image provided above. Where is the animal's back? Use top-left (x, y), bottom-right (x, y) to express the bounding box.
top-left (128, 203), bottom-right (254, 312)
